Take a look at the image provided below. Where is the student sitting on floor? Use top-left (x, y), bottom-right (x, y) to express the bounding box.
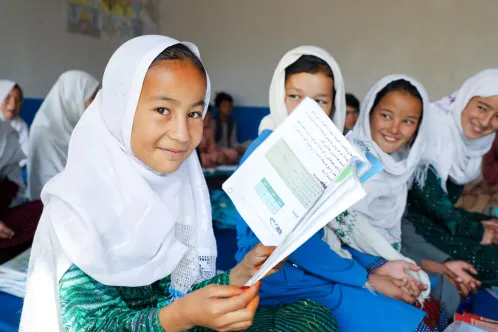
top-left (0, 120), bottom-right (42, 264)
top-left (0, 80), bottom-right (28, 166)
top-left (237, 46), bottom-right (444, 332)
top-left (213, 92), bottom-right (251, 155)
top-left (405, 69), bottom-right (498, 286)
top-left (198, 105), bottom-right (240, 168)
top-left (20, 35), bottom-right (333, 332)
top-left (27, 70), bottom-right (99, 200)
top-left (344, 92), bottom-right (360, 134)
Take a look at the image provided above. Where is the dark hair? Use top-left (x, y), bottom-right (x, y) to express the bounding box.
top-left (285, 55), bottom-right (336, 115)
top-left (13, 84), bottom-right (23, 101)
top-left (206, 104), bottom-right (213, 113)
top-left (152, 43), bottom-right (206, 75)
top-left (371, 79), bottom-right (422, 111)
top-left (371, 79), bottom-right (423, 146)
top-left (285, 55), bottom-right (335, 82)
top-left (345, 93), bottom-right (360, 110)
top-left (215, 92), bottom-right (233, 108)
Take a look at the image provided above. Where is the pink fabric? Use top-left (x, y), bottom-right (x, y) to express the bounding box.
top-left (199, 127), bottom-right (240, 168)
top-left (0, 200), bottom-right (43, 263)
top-left (483, 135), bottom-right (498, 185)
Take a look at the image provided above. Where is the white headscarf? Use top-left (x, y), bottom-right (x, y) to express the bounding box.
top-left (0, 80), bottom-right (16, 106)
top-left (20, 35), bottom-right (216, 331)
top-left (417, 69), bottom-right (498, 191)
top-left (258, 46), bottom-right (346, 134)
top-left (27, 70), bottom-right (99, 200)
top-left (0, 80), bottom-right (29, 164)
top-left (0, 120), bottom-right (25, 189)
top-left (324, 75), bottom-right (431, 302)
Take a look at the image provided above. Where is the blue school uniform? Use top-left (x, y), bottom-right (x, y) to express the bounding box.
top-left (235, 130), bottom-right (426, 332)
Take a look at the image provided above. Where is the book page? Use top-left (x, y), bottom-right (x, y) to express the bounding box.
top-left (245, 173), bottom-right (366, 286)
top-left (223, 97), bottom-right (365, 246)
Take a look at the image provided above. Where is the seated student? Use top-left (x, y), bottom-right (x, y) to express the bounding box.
top-left (0, 80), bottom-right (29, 165)
top-left (27, 70), bottom-right (99, 200)
top-left (0, 121), bottom-right (42, 264)
top-left (405, 69), bottom-right (498, 286)
top-left (344, 92), bottom-right (360, 134)
top-left (20, 35), bottom-right (335, 332)
top-left (213, 92), bottom-right (251, 154)
top-left (325, 75), bottom-right (448, 329)
top-left (198, 106), bottom-right (240, 168)
top-left (347, 77), bottom-right (479, 317)
top-left (237, 47), bottom-right (442, 332)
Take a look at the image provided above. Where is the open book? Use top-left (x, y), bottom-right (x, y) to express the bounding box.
top-left (0, 248), bottom-right (31, 298)
top-left (222, 97), bottom-right (382, 286)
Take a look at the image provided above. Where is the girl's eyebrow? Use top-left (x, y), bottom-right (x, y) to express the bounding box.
top-left (478, 100), bottom-right (493, 111)
top-left (286, 87), bottom-right (304, 93)
top-left (152, 95), bottom-right (205, 107)
top-left (153, 95), bottom-right (178, 104)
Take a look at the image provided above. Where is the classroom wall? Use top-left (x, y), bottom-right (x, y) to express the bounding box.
top-left (0, 0), bottom-right (123, 98)
top-left (159, 0), bottom-right (498, 106)
top-left (2, 0), bottom-right (498, 106)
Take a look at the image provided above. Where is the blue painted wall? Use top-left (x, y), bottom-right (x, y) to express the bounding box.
top-left (19, 98), bottom-right (43, 127)
top-left (20, 98), bottom-right (270, 142)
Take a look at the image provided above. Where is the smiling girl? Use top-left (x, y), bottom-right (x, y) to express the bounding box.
top-left (0, 80), bottom-right (28, 163)
top-left (405, 69), bottom-right (498, 286)
top-left (237, 48), bottom-right (441, 332)
top-left (20, 35), bottom-right (291, 332)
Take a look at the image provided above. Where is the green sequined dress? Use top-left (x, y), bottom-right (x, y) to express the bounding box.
top-left (405, 167), bottom-right (498, 286)
top-left (59, 265), bottom-right (338, 331)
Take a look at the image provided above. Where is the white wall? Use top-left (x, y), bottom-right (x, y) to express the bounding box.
top-left (2, 0), bottom-right (498, 105)
top-left (160, 0), bottom-right (498, 106)
top-left (0, 0), bottom-right (123, 98)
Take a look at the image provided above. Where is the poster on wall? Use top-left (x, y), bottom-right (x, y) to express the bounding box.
top-left (65, 0), bottom-right (159, 42)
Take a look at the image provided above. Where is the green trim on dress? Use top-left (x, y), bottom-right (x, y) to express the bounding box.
top-left (59, 265), bottom-right (338, 331)
top-left (406, 166), bottom-right (498, 285)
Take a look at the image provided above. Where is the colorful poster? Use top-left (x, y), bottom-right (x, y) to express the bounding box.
top-left (67, 0), bottom-right (100, 6)
top-left (66, 3), bottom-right (101, 38)
top-left (65, 0), bottom-right (158, 40)
top-left (101, 0), bottom-right (133, 18)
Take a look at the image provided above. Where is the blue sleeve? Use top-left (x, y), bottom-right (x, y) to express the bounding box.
top-left (288, 230), bottom-right (369, 288)
top-left (235, 130), bottom-right (368, 288)
top-left (343, 246), bottom-right (385, 269)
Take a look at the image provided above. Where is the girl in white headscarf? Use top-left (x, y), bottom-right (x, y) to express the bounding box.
top-left (324, 75), bottom-right (456, 329)
top-left (327, 75), bottom-right (429, 251)
top-left (19, 35), bottom-right (309, 332)
top-left (258, 46), bottom-right (345, 134)
top-left (236, 47), bottom-right (440, 332)
top-left (27, 70), bottom-right (99, 200)
top-left (0, 120), bottom-right (42, 264)
top-left (405, 69), bottom-right (498, 287)
top-left (0, 80), bottom-right (29, 165)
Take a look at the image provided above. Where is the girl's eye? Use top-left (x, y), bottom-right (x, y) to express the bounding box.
top-left (404, 119), bottom-right (414, 125)
top-left (381, 113), bottom-right (391, 119)
top-left (478, 106), bottom-right (487, 112)
top-left (288, 94), bottom-right (300, 100)
top-left (155, 107), bottom-right (170, 115)
top-left (315, 99), bottom-right (327, 105)
top-left (188, 112), bottom-right (202, 119)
